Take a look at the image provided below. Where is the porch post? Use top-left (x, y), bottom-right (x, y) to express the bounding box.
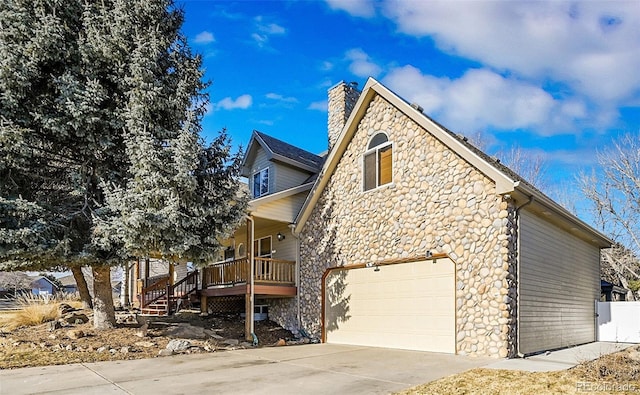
top-left (144, 257), bottom-right (150, 285)
top-left (168, 261), bottom-right (175, 286)
top-left (200, 293), bottom-right (208, 315)
top-left (245, 216), bottom-right (255, 341)
top-left (134, 258), bottom-right (141, 308)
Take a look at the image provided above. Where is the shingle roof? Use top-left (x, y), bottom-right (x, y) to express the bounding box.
top-left (254, 130), bottom-right (324, 171)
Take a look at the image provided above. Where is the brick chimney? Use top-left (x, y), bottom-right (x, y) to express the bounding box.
top-left (327, 81), bottom-right (361, 151)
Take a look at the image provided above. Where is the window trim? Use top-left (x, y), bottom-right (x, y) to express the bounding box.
top-left (252, 168), bottom-right (269, 198)
top-left (363, 133), bottom-right (393, 191)
top-left (237, 243), bottom-right (246, 258)
top-left (253, 235), bottom-right (272, 258)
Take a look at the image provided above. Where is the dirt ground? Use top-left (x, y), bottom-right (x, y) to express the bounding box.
top-left (0, 308), bottom-right (298, 370)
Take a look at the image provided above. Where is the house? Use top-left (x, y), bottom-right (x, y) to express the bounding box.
top-left (142, 78), bottom-right (611, 358)
top-left (286, 78), bottom-right (611, 357)
top-left (601, 280), bottom-right (627, 301)
top-left (197, 131), bottom-right (324, 320)
top-left (30, 276), bottom-right (60, 296)
top-left (58, 274), bottom-right (78, 294)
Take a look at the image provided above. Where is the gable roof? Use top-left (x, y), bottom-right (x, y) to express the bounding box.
top-left (294, 77), bottom-right (611, 248)
top-left (242, 130), bottom-right (324, 175)
top-left (30, 276), bottom-right (60, 289)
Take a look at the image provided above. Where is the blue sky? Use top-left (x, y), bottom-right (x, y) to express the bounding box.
top-left (179, 0), bottom-right (639, 211)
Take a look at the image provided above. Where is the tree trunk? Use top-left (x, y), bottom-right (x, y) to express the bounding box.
top-left (71, 266), bottom-right (93, 309)
top-left (123, 262), bottom-right (130, 307)
top-left (92, 265), bottom-right (116, 329)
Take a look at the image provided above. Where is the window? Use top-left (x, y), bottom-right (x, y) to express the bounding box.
top-left (253, 236), bottom-right (272, 258)
top-left (363, 133), bottom-right (393, 191)
top-left (237, 243), bottom-right (246, 258)
top-left (253, 168), bottom-right (269, 198)
top-left (224, 246), bottom-right (234, 261)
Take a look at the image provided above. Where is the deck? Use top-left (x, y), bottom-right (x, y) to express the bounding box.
top-left (200, 257), bottom-right (296, 297)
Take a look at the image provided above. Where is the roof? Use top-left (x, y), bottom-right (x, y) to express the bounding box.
top-left (58, 274), bottom-right (77, 287)
top-left (601, 280), bottom-right (628, 293)
top-left (294, 77), bottom-right (612, 248)
top-left (30, 276), bottom-right (60, 289)
top-left (242, 130), bottom-right (324, 175)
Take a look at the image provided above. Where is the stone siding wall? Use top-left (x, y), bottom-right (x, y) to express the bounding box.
top-left (299, 94), bottom-right (515, 357)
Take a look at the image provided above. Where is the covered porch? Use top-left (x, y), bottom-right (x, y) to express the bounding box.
top-left (200, 215), bottom-right (298, 340)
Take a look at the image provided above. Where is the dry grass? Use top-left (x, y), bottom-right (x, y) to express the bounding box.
top-left (0, 293), bottom-right (83, 332)
top-left (396, 347), bottom-right (640, 395)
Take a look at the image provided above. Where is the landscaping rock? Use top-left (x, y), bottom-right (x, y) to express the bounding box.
top-left (134, 341), bottom-right (156, 348)
top-left (221, 338), bottom-right (239, 346)
top-left (209, 333), bottom-right (224, 340)
top-left (66, 329), bottom-right (85, 339)
top-left (61, 313), bottom-right (89, 325)
top-left (166, 339), bottom-right (192, 352)
top-left (274, 339), bottom-right (286, 347)
top-left (164, 323), bottom-right (207, 339)
top-left (58, 304), bottom-right (74, 315)
top-left (96, 346), bottom-right (107, 353)
top-left (158, 349), bottom-right (174, 356)
top-left (49, 321), bottom-right (61, 332)
top-left (120, 346), bottom-right (130, 354)
top-left (135, 323), bottom-right (149, 338)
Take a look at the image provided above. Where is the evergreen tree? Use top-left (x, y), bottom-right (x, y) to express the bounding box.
top-left (0, 0), bottom-right (245, 328)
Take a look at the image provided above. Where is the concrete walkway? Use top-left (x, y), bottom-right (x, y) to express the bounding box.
top-left (0, 344), bottom-right (491, 395)
top-left (486, 342), bottom-right (635, 372)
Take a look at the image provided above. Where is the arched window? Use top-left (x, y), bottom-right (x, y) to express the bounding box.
top-left (363, 132), bottom-right (393, 191)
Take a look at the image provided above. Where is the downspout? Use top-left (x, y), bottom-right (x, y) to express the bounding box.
top-left (514, 194), bottom-right (534, 358)
top-left (288, 223), bottom-right (301, 332)
top-left (247, 215), bottom-right (255, 340)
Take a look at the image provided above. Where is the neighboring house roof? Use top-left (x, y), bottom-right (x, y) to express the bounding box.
top-left (601, 280), bottom-right (628, 294)
top-left (30, 276), bottom-right (60, 290)
top-left (294, 77), bottom-right (611, 248)
top-left (58, 275), bottom-right (77, 288)
top-left (242, 130), bottom-right (324, 175)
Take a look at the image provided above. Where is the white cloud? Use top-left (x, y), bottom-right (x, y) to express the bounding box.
top-left (381, 1), bottom-right (640, 105)
top-left (252, 16), bottom-right (286, 48)
top-left (321, 61), bottom-right (334, 71)
top-left (308, 100), bottom-right (328, 111)
top-left (345, 48), bottom-right (382, 78)
top-left (215, 94), bottom-right (252, 110)
top-left (326, 0), bottom-right (376, 18)
top-left (194, 31), bottom-right (215, 44)
top-left (383, 66), bottom-right (588, 135)
top-left (259, 23), bottom-right (286, 35)
top-left (266, 93), bottom-right (298, 103)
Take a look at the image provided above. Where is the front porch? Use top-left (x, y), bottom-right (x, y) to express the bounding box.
top-left (200, 257), bottom-right (297, 297)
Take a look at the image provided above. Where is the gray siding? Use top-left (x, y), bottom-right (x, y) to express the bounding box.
top-left (274, 162), bottom-right (312, 192)
top-left (252, 192), bottom-right (309, 223)
top-left (518, 209), bottom-right (600, 355)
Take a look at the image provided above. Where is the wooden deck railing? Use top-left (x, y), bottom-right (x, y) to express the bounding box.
top-left (202, 257), bottom-right (295, 288)
top-left (140, 275), bottom-right (170, 308)
top-left (140, 271), bottom-right (199, 314)
top-left (168, 270), bottom-right (199, 300)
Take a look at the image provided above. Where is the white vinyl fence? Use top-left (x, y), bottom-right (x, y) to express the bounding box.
top-left (597, 301), bottom-right (640, 343)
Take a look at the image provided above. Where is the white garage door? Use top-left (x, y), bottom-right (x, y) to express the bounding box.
top-left (324, 258), bottom-right (455, 353)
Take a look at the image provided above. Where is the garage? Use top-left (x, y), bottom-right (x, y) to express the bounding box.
top-left (323, 257), bottom-right (456, 353)
top-left (518, 210), bottom-right (601, 355)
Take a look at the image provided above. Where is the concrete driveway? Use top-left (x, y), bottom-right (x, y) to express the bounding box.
top-left (0, 344), bottom-right (491, 394)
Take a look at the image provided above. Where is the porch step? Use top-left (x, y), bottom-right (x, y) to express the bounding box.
top-left (141, 298), bottom-right (170, 316)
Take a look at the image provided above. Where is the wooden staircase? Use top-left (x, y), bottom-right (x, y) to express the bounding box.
top-left (140, 270), bottom-right (199, 316)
